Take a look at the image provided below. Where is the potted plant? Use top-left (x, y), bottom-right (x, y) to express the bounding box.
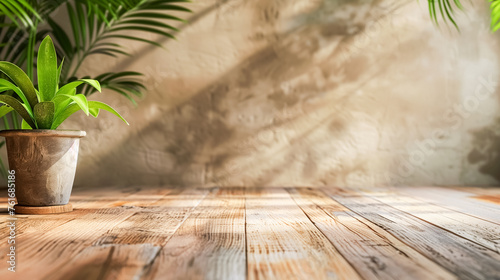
top-left (0, 0), bottom-right (192, 182)
top-left (0, 35), bottom-right (127, 214)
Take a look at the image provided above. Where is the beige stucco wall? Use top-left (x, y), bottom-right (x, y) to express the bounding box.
top-left (62, 0), bottom-right (500, 188)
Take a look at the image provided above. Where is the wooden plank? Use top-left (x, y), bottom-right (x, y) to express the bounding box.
top-left (0, 187), bottom-right (173, 280)
top-left (245, 188), bottom-right (361, 280)
top-left (366, 190), bottom-right (500, 253)
top-left (46, 244), bottom-right (160, 280)
top-left (143, 187), bottom-right (246, 280)
top-left (288, 187), bottom-right (457, 280)
top-left (94, 188), bottom-right (210, 246)
top-left (445, 186), bottom-right (500, 208)
top-left (324, 187), bottom-right (500, 280)
top-left (447, 186), bottom-right (500, 197)
top-left (0, 186), bottom-right (169, 246)
top-left (398, 186), bottom-right (500, 225)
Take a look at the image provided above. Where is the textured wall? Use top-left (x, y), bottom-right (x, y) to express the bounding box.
top-left (63, 0), bottom-right (500, 188)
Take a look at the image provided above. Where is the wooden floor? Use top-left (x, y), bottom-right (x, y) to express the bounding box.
top-left (1, 186), bottom-right (500, 280)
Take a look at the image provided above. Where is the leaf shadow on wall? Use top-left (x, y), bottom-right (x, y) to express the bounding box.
top-left (468, 118), bottom-right (500, 182)
top-left (75, 0), bottom-right (415, 188)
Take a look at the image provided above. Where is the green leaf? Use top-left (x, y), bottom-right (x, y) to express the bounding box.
top-left (37, 36), bottom-right (58, 101)
top-left (89, 107), bottom-right (99, 117)
top-left (117, 19), bottom-right (179, 32)
top-left (14, 0), bottom-right (41, 21)
top-left (4, 0), bottom-right (33, 27)
top-left (57, 57), bottom-right (64, 88)
top-left (101, 34), bottom-right (164, 48)
top-left (81, 79), bottom-right (101, 92)
top-left (142, 4), bottom-right (192, 13)
top-left (67, 3), bottom-right (80, 50)
top-left (27, 27), bottom-right (36, 80)
top-left (75, 1), bottom-right (87, 48)
top-left (0, 61), bottom-right (38, 108)
top-left (125, 12), bottom-right (187, 23)
top-left (53, 88), bottom-right (76, 118)
top-left (88, 101), bottom-right (128, 125)
top-left (51, 102), bottom-right (80, 129)
top-left (110, 26), bottom-right (175, 39)
top-left (0, 78), bottom-right (33, 115)
top-left (102, 71), bottom-right (143, 81)
top-left (0, 95), bottom-right (35, 128)
top-left (426, 0), bottom-right (463, 30)
top-left (87, 3), bottom-right (96, 41)
top-left (0, 2), bottom-right (31, 28)
top-left (491, 0), bottom-right (500, 32)
top-left (89, 47), bottom-right (130, 57)
top-left (34, 101), bottom-right (55, 129)
top-left (0, 105), bottom-right (13, 118)
top-left (55, 79), bottom-right (101, 97)
top-left (60, 94), bottom-right (89, 116)
top-left (21, 119), bottom-right (32, 129)
top-left (104, 85), bottom-right (137, 106)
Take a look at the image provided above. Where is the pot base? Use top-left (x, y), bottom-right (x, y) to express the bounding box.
top-left (14, 203), bottom-right (73, 214)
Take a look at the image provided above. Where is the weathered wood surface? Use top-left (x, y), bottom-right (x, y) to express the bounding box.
top-left (398, 186), bottom-right (500, 225)
top-left (47, 244), bottom-right (160, 280)
top-left (245, 188), bottom-right (362, 280)
top-left (288, 188), bottom-right (457, 280)
top-left (144, 187), bottom-right (246, 280)
top-left (1, 185), bottom-right (500, 280)
top-left (365, 190), bottom-right (500, 253)
top-left (323, 188), bottom-right (500, 280)
top-left (0, 187), bottom-right (173, 280)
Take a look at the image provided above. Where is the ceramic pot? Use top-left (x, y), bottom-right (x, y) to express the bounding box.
top-left (0, 129), bottom-right (85, 206)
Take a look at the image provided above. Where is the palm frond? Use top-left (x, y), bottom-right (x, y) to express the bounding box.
top-left (80, 71), bottom-right (145, 105)
top-left (46, 0), bottom-right (191, 101)
top-left (426, 0), bottom-right (463, 30)
top-left (0, 0), bottom-right (40, 29)
top-left (490, 0), bottom-right (500, 32)
top-left (0, 0), bottom-right (191, 106)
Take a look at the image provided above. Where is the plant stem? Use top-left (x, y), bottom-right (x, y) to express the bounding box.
top-left (2, 115), bottom-right (9, 129)
top-left (11, 112), bottom-right (19, 129)
top-left (0, 154), bottom-right (7, 179)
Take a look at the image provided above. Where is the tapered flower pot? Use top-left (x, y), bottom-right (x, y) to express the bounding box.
top-left (0, 130), bottom-right (85, 209)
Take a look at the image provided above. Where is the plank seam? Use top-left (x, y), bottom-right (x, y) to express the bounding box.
top-left (394, 191), bottom-right (500, 226)
top-left (319, 187), bottom-right (459, 279)
top-left (244, 187), bottom-right (249, 280)
top-left (364, 192), bottom-right (500, 255)
top-left (286, 187), bottom-right (365, 280)
top-left (140, 187), bottom-right (214, 278)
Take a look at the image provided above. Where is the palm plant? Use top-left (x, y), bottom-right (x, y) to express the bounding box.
top-left (426, 0), bottom-right (500, 31)
top-left (0, 0), bottom-right (191, 104)
top-left (0, 0), bottom-right (191, 179)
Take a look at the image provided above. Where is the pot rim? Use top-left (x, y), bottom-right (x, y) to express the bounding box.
top-left (0, 129), bottom-right (86, 138)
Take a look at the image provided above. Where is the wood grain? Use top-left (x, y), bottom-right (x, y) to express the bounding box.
top-left (324, 187), bottom-right (500, 280)
top-left (2, 186), bottom-right (500, 280)
top-left (398, 186), bottom-right (500, 225)
top-left (0, 187), bottom-right (172, 280)
top-left (366, 190), bottom-right (500, 253)
top-left (93, 188), bottom-right (209, 246)
top-left (245, 187), bottom-right (361, 280)
top-left (144, 187), bottom-right (246, 280)
top-left (46, 244), bottom-right (160, 280)
top-left (288, 187), bottom-right (457, 280)
top-left (0, 185), bottom-right (146, 245)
